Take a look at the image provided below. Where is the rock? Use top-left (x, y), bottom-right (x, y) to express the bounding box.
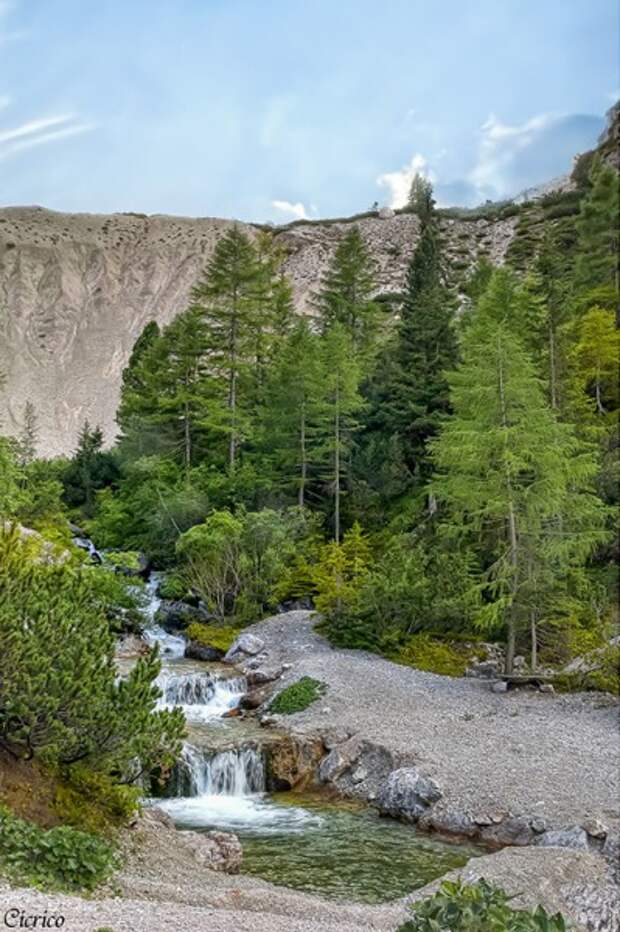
top-left (536, 826), bottom-right (590, 850)
top-left (246, 663), bottom-right (283, 686)
top-left (222, 707), bottom-right (241, 718)
top-left (530, 817), bottom-right (547, 834)
top-left (539, 683), bottom-right (555, 694)
top-left (224, 633), bottom-right (265, 662)
top-left (480, 816), bottom-right (536, 847)
top-left (144, 806), bottom-right (176, 829)
top-left (582, 818), bottom-right (608, 840)
top-left (182, 829), bottom-right (243, 873)
top-left (419, 807), bottom-right (480, 839)
top-left (491, 680), bottom-right (508, 693)
top-left (351, 767), bottom-right (367, 784)
top-left (184, 640), bottom-right (224, 662)
top-left (239, 684), bottom-right (274, 710)
top-left (321, 728), bottom-right (352, 750)
top-left (466, 659), bottom-right (500, 678)
top-left (378, 207), bottom-right (395, 219)
top-left (155, 600), bottom-right (214, 631)
top-left (267, 734), bottom-right (325, 791)
top-left (377, 767), bottom-right (442, 823)
top-left (115, 633), bottom-right (150, 658)
top-left (513, 655), bottom-right (526, 669)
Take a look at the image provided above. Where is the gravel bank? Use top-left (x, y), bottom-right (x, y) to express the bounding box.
top-left (243, 611), bottom-right (620, 834)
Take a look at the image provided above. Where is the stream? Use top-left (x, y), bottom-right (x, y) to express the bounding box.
top-left (140, 573), bottom-right (480, 903)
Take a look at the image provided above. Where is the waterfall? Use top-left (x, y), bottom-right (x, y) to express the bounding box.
top-left (179, 745), bottom-right (265, 797)
top-left (142, 573), bottom-right (186, 658)
top-left (156, 670), bottom-right (247, 720)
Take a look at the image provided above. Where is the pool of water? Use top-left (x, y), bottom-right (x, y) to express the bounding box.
top-left (164, 790), bottom-right (481, 903)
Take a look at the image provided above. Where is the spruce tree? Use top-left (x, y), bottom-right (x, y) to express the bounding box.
top-left (192, 227), bottom-right (257, 472)
top-left (371, 203), bottom-right (457, 485)
top-left (313, 226), bottom-right (380, 353)
top-left (17, 400), bottom-right (38, 466)
top-left (316, 324), bottom-right (364, 541)
top-left (574, 158), bottom-right (619, 306)
top-left (407, 173), bottom-right (435, 223)
top-left (430, 269), bottom-right (608, 673)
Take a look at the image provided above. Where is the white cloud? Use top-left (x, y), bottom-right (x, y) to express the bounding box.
top-left (271, 199), bottom-right (310, 220)
top-left (469, 111), bottom-right (554, 197)
top-left (0, 112), bottom-right (96, 161)
top-left (376, 152), bottom-right (435, 209)
top-left (0, 113), bottom-right (76, 144)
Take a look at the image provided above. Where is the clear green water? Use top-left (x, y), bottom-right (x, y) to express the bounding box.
top-left (168, 790), bottom-right (481, 903)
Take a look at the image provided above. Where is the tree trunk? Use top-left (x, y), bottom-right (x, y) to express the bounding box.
top-left (498, 332), bottom-right (519, 676)
top-left (530, 610), bottom-right (538, 671)
top-left (184, 396), bottom-right (191, 476)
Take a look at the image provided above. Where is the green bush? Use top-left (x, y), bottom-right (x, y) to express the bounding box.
top-left (392, 634), bottom-right (476, 677)
top-left (157, 572), bottom-right (189, 600)
top-left (269, 677), bottom-right (326, 714)
top-left (185, 623), bottom-right (241, 652)
top-left (399, 879), bottom-right (568, 931)
top-left (102, 550), bottom-right (142, 572)
top-left (0, 805), bottom-right (117, 892)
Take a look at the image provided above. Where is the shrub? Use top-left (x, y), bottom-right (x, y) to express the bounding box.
top-left (392, 634), bottom-right (476, 677)
top-left (101, 550), bottom-right (142, 572)
top-left (185, 623), bottom-right (241, 653)
top-left (399, 879), bottom-right (568, 931)
top-left (0, 526), bottom-right (185, 778)
top-left (269, 677), bottom-right (326, 714)
top-left (54, 767), bottom-right (141, 834)
top-left (0, 805), bottom-right (117, 892)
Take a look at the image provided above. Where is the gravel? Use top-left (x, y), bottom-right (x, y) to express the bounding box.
top-left (244, 611), bottom-right (620, 833)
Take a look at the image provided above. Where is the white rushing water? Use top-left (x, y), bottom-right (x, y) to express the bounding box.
top-left (142, 573), bottom-right (186, 659)
top-left (156, 744), bottom-right (320, 833)
top-left (155, 670), bottom-right (247, 722)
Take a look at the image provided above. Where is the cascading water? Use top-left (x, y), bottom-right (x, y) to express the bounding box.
top-left (155, 670), bottom-right (247, 721)
top-left (142, 573), bottom-right (186, 658)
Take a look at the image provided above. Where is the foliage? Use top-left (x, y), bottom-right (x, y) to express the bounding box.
top-left (391, 634), bottom-right (477, 677)
top-left (399, 879), bottom-right (568, 931)
top-left (0, 804), bottom-right (117, 892)
top-left (269, 677), bottom-right (326, 714)
top-left (62, 422), bottom-right (119, 517)
top-left (407, 173), bottom-right (435, 222)
top-left (53, 767), bottom-right (141, 834)
top-left (313, 522), bottom-right (372, 641)
top-left (101, 549), bottom-right (143, 572)
top-left (0, 526), bottom-right (185, 777)
top-left (185, 623), bottom-right (241, 653)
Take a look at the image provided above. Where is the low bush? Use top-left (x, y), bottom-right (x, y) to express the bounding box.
top-left (185, 623), bottom-right (241, 653)
top-left (269, 677), bottom-right (326, 714)
top-left (398, 879), bottom-right (568, 931)
top-left (102, 550), bottom-right (143, 572)
top-left (0, 805), bottom-right (117, 892)
top-left (391, 634), bottom-right (477, 677)
top-left (54, 767), bottom-right (141, 834)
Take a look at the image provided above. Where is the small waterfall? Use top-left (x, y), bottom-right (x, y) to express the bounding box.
top-left (181, 745), bottom-right (265, 797)
top-left (156, 670), bottom-right (246, 720)
top-left (142, 573), bottom-right (186, 658)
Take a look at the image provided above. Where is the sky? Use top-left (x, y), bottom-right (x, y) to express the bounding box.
top-left (0, 0), bottom-right (618, 222)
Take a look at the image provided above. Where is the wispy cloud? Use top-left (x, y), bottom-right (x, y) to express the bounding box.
top-left (469, 112), bottom-right (554, 197)
top-left (0, 112), bottom-right (96, 161)
top-left (272, 199), bottom-right (311, 220)
top-left (376, 152), bottom-right (434, 209)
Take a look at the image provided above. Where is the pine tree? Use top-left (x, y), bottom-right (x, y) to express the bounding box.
top-left (117, 321), bottom-right (163, 456)
top-left (17, 400), bottom-right (38, 466)
top-left (574, 158), bottom-right (619, 307)
top-left (260, 321), bottom-right (325, 506)
top-left (313, 226), bottom-right (380, 353)
top-left (63, 421), bottom-right (118, 516)
top-left (430, 269), bottom-right (608, 673)
top-left (316, 324), bottom-right (364, 541)
top-left (370, 211), bottom-right (457, 485)
top-left (192, 227), bottom-right (258, 472)
top-left (407, 173), bottom-right (435, 223)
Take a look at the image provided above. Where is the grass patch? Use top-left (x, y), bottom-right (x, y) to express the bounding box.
top-left (269, 677), bottom-right (326, 714)
top-left (390, 634), bottom-right (478, 677)
top-left (186, 622), bottom-right (241, 652)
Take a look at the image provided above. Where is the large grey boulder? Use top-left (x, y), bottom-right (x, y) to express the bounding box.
top-left (224, 633), bottom-right (265, 662)
top-left (377, 767), bottom-right (442, 823)
top-left (181, 829), bottom-right (243, 873)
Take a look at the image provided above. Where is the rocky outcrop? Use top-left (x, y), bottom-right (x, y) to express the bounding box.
top-left (134, 807), bottom-right (242, 874)
top-left (0, 206), bottom-right (518, 457)
top-left (376, 767), bottom-right (442, 823)
top-left (155, 599), bottom-right (213, 631)
top-left (267, 733), bottom-right (326, 791)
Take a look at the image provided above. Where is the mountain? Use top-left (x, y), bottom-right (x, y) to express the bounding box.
top-left (0, 104), bottom-right (616, 457)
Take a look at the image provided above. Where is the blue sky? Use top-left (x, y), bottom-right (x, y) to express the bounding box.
top-left (0, 0), bottom-right (618, 221)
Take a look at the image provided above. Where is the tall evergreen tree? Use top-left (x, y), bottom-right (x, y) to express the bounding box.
top-left (370, 200), bottom-right (457, 485)
top-left (63, 421), bottom-right (118, 515)
top-left (407, 173), bottom-right (435, 223)
top-left (17, 400), bottom-right (38, 466)
top-left (260, 321), bottom-right (325, 506)
top-left (192, 227), bottom-right (257, 472)
top-left (316, 324), bottom-right (364, 541)
top-left (430, 270), bottom-right (608, 673)
top-left (313, 226), bottom-right (380, 353)
top-left (574, 158), bottom-right (619, 307)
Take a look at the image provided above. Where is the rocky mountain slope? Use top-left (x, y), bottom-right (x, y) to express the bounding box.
top-left (0, 206), bottom-right (516, 456)
top-left (1, 103), bottom-right (616, 457)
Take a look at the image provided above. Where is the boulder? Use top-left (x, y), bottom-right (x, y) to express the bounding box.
top-left (582, 818), bottom-right (608, 840)
top-left (491, 681), bottom-right (508, 693)
top-left (246, 663), bottom-right (283, 686)
top-left (115, 634), bottom-right (150, 658)
top-left (268, 734), bottom-right (326, 791)
top-left (184, 640), bottom-right (224, 662)
top-left (224, 633), bottom-right (265, 662)
top-left (377, 767), bottom-right (442, 823)
top-left (480, 815), bottom-right (536, 847)
top-left (419, 806), bottom-right (480, 839)
top-left (240, 685), bottom-right (275, 710)
top-left (182, 829), bottom-right (243, 872)
top-left (537, 826), bottom-right (590, 850)
top-left (155, 600), bottom-right (214, 631)
top-left (466, 659), bottom-right (501, 678)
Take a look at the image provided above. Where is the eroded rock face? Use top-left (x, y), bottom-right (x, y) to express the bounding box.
top-left (267, 733), bottom-right (326, 791)
top-left (0, 206), bottom-right (518, 457)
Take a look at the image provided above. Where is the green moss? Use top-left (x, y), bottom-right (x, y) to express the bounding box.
top-left (269, 677), bottom-right (326, 714)
top-left (185, 622), bottom-right (241, 652)
top-left (555, 644), bottom-right (620, 695)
